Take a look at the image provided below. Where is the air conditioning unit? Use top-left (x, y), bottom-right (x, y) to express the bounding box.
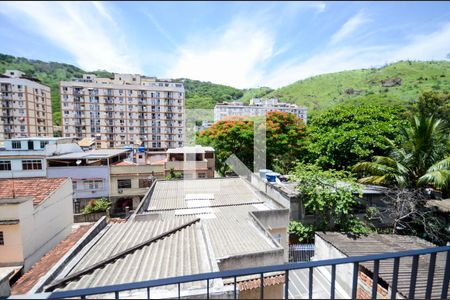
top-left (118, 189), bottom-right (123, 194)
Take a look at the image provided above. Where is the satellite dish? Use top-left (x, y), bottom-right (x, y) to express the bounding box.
top-left (76, 160), bottom-right (82, 165)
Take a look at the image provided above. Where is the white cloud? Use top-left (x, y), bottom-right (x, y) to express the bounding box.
top-left (166, 17), bottom-right (276, 88)
top-left (264, 22), bottom-right (450, 88)
top-left (1, 1), bottom-right (142, 73)
top-left (330, 11), bottom-right (369, 45)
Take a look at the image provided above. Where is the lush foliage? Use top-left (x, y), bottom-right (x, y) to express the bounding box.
top-left (288, 163), bottom-right (371, 242)
top-left (83, 198), bottom-right (111, 214)
top-left (179, 78), bottom-right (243, 109)
top-left (166, 168), bottom-right (183, 180)
top-left (354, 111), bottom-right (450, 192)
top-left (288, 221), bottom-right (314, 243)
top-left (306, 104), bottom-right (407, 170)
top-left (196, 111), bottom-right (305, 175)
top-left (266, 60), bottom-right (450, 113)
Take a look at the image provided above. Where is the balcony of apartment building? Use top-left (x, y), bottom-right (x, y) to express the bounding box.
top-left (165, 151), bottom-right (208, 173)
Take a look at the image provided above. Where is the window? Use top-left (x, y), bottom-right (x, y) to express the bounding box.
top-left (12, 141), bottom-right (21, 149)
top-left (72, 180), bottom-right (77, 191)
top-left (22, 160), bottom-right (42, 170)
top-left (205, 152), bottom-right (214, 159)
top-left (0, 232), bottom-right (3, 245)
top-left (0, 161), bottom-right (11, 171)
top-left (83, 180), bottom-right (103, 190)
top-left (198, 173), bottom-right (206, 179)
top-left (138, 179), bottom-right (151, 188)
top-left (117, 179), bottom-right (132, 189)
top-left (40, 141), bottom-right (48, 149)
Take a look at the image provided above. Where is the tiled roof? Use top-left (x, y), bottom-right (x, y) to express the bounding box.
top-left (11, 224), bottom-right (93, 295)
top-left (0, 178), bottom-right (68, 205)
top-left (316, 232), bottom-right (449, 299)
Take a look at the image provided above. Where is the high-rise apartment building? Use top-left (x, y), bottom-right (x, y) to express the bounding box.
top-left (60, 73), bottom-right (185, 150)
top-left (0, 70), bottom-right (53, 142)
top-left (214, 98), bottom-right (308, 123)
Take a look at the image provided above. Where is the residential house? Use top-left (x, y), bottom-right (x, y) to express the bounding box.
top-left (0, 178), bottom-right (73, 273)
top-left (0, 137), bottom-right (81, 179)
top-left (165, 145), bottom-right (215, 179)
top-left (313, 232), bottom-right (449, 299)
top-left (18, 177), bottom-right (289, 299)
top-left (46, 149), bottom-right (131, 211)
top-left (108, 145), bottom-right (215, 212)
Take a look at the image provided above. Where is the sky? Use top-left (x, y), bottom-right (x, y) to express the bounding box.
top-left (1, 1), bottom-right (450, 89)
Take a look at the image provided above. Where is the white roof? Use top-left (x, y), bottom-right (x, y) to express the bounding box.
top-left (167, 145), bottom-right (214, 154)
top-left (48, 149), bottom-right (130, 160)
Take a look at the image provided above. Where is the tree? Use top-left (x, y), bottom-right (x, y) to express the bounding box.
top-left (368, 188), bottom-right (449, 245)
top-left (196, 112), bottom-right (306, 175)
top-left (288, 163), bottom-right (371, 242)
top-left (353, 113), bottom-right (450, 192)
top-left (306, 104), bottom-right (407, 170)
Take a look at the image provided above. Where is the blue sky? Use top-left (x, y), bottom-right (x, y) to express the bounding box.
top-left (1, 1), bottom-right (450, 88)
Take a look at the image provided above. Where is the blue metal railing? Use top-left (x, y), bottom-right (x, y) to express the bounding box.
top-left (10, 245), bottom-right (450, 300)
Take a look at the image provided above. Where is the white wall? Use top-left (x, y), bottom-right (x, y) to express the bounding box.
top-left (47, 166), bottom-right (110, 199)
top-left (0, 180), bottom-right (74, 271)
top-left (20, 179), bottom-right (73, 270)
top-left (0, 158), bottom-right (46, 178)
top-left (314, 235), bottom-right (354, 297)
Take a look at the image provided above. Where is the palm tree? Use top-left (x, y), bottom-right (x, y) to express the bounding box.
top-left (353, 113), bottom-right (450, 190)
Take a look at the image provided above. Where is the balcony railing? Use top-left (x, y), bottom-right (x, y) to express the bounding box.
top-left (10, 245), bottom-right (450, 299)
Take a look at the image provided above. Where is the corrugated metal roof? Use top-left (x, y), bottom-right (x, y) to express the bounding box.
top-left (162, 205), bottom-right (281, 259)
top-left (53, 217), bottom-right (216, 292)
top-left (316, 232), bottom-right (449, 299)
top-left (146, 178), bottom-right (267, 211)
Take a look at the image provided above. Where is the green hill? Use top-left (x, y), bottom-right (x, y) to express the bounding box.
top-left (1, 53), bottom-right (449, 126)
top-left (0, 53), bottom-right (243, 125)
top-left (266, 60), bottom-right (450, 112)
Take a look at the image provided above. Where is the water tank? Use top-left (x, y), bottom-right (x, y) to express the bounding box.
top-left (138, 146), bottom-right (146, 153)
top-left (259, 169), bottom-right (272, 179)
top-left (266, 172), bottom-right (281, 183)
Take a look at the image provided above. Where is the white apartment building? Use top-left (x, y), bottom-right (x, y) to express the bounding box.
top-left (214, 98), bottom-right (308, 123)
top-left (60, 73), bottom-right (185, 150)
top-left (0, 70), bottom-right (54, 143)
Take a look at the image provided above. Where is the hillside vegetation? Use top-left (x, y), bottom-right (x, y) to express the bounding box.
top-left (267, 60), bottom-right (450, 112)
top-left (1, 53), bottom-right (449, 125)
top-left (0, 53), bottom-right (244, 125)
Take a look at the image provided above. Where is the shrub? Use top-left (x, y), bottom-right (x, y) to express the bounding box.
top-left (83, 198), bottom-right (111, 214)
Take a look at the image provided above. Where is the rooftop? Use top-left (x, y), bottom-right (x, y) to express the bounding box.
top-left (11, 224), bottom-right (93, 295)
top-left (49, 218), bottom-right (215, 294)
top-left (143, 177), bottom-right (284, 260)
top-left (7, 137), bottom-right (72, 142)
top-left (48, 149), bottom-right (130, 160)
top-left (316, 232), bottom-right (449, 299)
top-left (167, 145), bottom-right (215, 154)
top-left (0, 178), bottom-right (68, 206)
top-left (145, 178), bottom-right (278, 211)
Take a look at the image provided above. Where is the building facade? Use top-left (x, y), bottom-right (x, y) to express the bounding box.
top-left (60, 73), bottom-right (185, 150)
top-left (0, 70), bottom-right (53, 143)
top-left (46, 149), bottom-right (131, 211)
top-left (214, 98), bottom-right (307, 123)
top-left (0, 137), bottom-right (81, 179)
top-left (0, 178), bottom-right (73, 272)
